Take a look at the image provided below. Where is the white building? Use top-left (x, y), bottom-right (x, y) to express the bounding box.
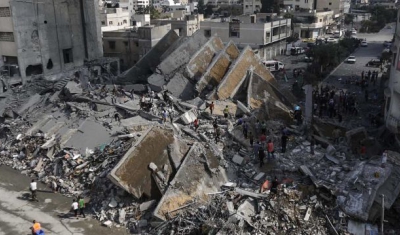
top-left (152, 14), bottom-right (203, 36)
top-left (384, 3), bottom-right (400, 141)
top-left (200, 14), bottom-right (291, 60)
top-left (100, 7), bottom-right (131, 32)
top-left (290, 10), bottom-right (335, 39)
top-left (370, 0), bottom-right (398, 9)
top-left (243, 0), bottom-right (262, 14)
top-left (284, 0), bottom-right (350, 17)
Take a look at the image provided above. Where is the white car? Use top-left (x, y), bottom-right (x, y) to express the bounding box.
top-left (361, 41), bottom-right (368, 47)
top-left (327, 38), bottom-right (338, 43)
top-left (351, 30), bottom-right (357, 35)
top-left (346, 56), bottom-right (356, 63)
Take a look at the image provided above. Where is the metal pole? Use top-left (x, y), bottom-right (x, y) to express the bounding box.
top-left (381, 194), bottom-right (385, 234)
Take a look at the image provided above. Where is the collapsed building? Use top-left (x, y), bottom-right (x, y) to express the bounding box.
top-left (0, 30), bottom-right (400, 235)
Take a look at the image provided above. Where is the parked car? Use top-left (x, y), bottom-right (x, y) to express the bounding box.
top-left (366, 59), bottom-right (382, 67)
top-left (361, 41), bottom-right (368, 47)
top-left (327, 38), bottom-right (338, 43)
top-left (262, 60), bottom-right (285, 72)
top-left (290, 47), bottom-right (305, 55)
top-left (304, 56), bottom-right (313, 62)
top-left (346, 56), bottom-right (356, 63)
top-left (383, 41), bottom-right (392, 48)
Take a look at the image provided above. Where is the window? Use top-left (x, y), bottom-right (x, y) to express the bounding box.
top-left (62, 48), bottom-right (73, 64)
top-left (329, 2), bottom-right (332, 5)
top-left (204, 29), bottom-right (211, 37)
top-left (101, 21), bottom-right (105, 26)
top-left (123, 19), bottom-right (127, 24)
top-left (123, 41), bottom-right (128, 46)
top-left (230, 31), bottom-right (240, 38)
top-left (109, 21), bottom-right (113, 25)
top-left (0, 32), bottom-right (14, 41)
top-left (319, 19), bottom-right (322, 22)
top-left (305, 0), bottom-right (308, 3)
top-left (0, 7), bottom-right (11, 17)
top-left (109, 41), bottom-right (116, 49)
top-left (135, 42), bottom-right (139, 47)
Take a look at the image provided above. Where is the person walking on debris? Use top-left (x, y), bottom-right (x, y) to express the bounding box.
top-left (332, 127), bottom-right (341, 144)
top-left (149, 90), bottom-right (155, 102)
top-left (114, 113), bottom-right (120, 123)
top-left (310, 136), bottom-right (315, 155)
top-left (193, 119), bottom-right (199, 132)
top-left (271, 177), bottom-right (279, 194)
top-left (162, 110), bottom-right (168, 123)
top-left (223, 105), bottom-right (229, 118)
top-left (261, 121), bottom-right (267, 135)
top-left (71, 199), bottom-right (79, 219)
top-left (267, 140), bottom-right (275, 159)
top-left (215, 126), bottom-right (221, 143)
top-left (381, 150), bottom-right (388, 168)
top-left (130, 89), bottom-right (135, 100)
top-left (209, 102), bottom-right (214, 115)
top-left (242, 121), bottom-right (248, 139)
top-left (259, 133), bottom-right (267, 145)
top-left (281, 132), bottom-right (288, 153)
top-left (258, 148), bottom-right (265, 167)
top-left (30, 179), bottom-right (38, 202)
top-left (249, 131), bottom-right (254, 147)
top-left (78, 196), bottom-right (86, 218)
top-left (213, 118), bottom-right (218, 132)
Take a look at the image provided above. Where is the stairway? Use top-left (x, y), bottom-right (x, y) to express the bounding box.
top-left (53, 77), bottom-right (71, 91)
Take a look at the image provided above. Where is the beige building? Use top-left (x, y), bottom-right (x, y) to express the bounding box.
top-left (291, 10), bottom-right (335, 39)
top-left (200, 14), bottom-right (291, 60)
top-left (284, 0), bottom-right (350, 17)
top-left (0, 0), bottom-right (103, 84)
top-left (243, 0), bottom-right (262, 14)
top-left (103, 24), bottom-right (172, 71)
top-left (100, 7), bottom-right (131, 32)
top-left (151, 14), bottom-right (203, 36)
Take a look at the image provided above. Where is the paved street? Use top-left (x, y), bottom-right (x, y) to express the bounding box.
top-left (0, 166), bottom-right (130, 235)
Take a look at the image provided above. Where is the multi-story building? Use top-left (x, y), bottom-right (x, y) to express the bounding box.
top-left (100, 7), bottom-right (131, 32)
top-left (151, 14), bottom-right (203, 36)
top-left (0, 0), bottom-right (103, 83)
top-left (290, 9), bottom-right (335, 38)
top-left (131, 0), bottom-right (150, 10)
top-left (370, 0), bottom-right (397, 9)
top-left (103, 24), bottom-right (172, 71)
top-left (384, 3), bottom-right (400, 142)
top-left (243, 0), bottom-right (262, 14)
top-left (284, 0), bottom-right (349, 17)
top-left (199, 14), bottom-right (291, 60)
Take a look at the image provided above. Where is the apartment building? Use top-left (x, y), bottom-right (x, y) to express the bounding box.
top-left (384, 3), bottom-right (400, 142)
top-left (284, 0), bottom-right (349, 17)
top-left (370, 0), bottom-right (398, 9)
top-left (200, 14), bottom-right (291, 60)
top-left (132, 0), bottom-right (150, 10)
top-left (100, 7), bottom-right (131, 32)
top-left (151, 14), bottom-right (203, 36)
top-left (0, 0), bottom-right (103, 83)
top-left (103, 24), bottom-right (172, 71)
top-left (291, 9), bottom-right (335, 38)
top-left (243, 0), bottom-right (262, 14)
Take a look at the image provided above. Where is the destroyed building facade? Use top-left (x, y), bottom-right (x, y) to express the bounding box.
top-left (0, 0), bottom-right (103, 83)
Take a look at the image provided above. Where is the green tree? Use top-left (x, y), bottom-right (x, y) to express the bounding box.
top-left (142, 6), bottom-right (161, 19)
top-left (197, 0), bottom-right (205, 14)
top-left (344, 14), bottom-right (354, 25)
top-left (261, 0), bottom-right (280, 14)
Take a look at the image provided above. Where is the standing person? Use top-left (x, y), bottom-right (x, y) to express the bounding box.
top-left (78, 196), bottom-right (86, 218)
top-left (215, 126), bottom-right (221, 143)
top-left (114, 113), bottom-right (121, 123)
top-left (242, 121), bottom-right (248, 139)
top-left (223, 105), bottom-right (229, 119)
top-left (332, 127), bottom-right (341, 144)
top-left (259, 133), bottom-right (267, 145)
top-left (193, 119), bottom-right (199, 132)
top-left (281, 134), bottom-right (288, 153)
top-left (149, 90), bottom-right (155, 102)
top-left (51, 179), bottom-right (59, 193)
top-left (310, 136), bottom-right (315, 155)
top-left (71, 199), bottom-right (79, 218)
top-left (30, 179), bottom-right (38, 202)
top-left (267, 140), bottom-right (275, 159)
top-left (381, 150), bottom-right (388, 168)
top-left (248, 131), bottom-right (254, 147)
top-left (130, 88), bottom-right (135, 100)
top-left (209, 102), bottom-right (215, 115)
top-left (261, 121), bottom-right (267, 135)
top-left (255, 120), bottom-right (261, 136)
top-left (258, 148), bottom-right (265, 167)
top-left (162, 110), bottom-right (168, 123)
top-left (169, 109), bottom-right (174, 123)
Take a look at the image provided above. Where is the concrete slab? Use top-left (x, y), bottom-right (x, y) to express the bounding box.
top-left (232, 154), bottom-right (244, 165)
top-left (17, 93), bottom-right (42, 115)
top-left (108, 127), bottom-right (175, 199)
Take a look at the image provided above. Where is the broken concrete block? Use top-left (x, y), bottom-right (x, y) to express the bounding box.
top-left (326, 145), bottom-right (336, 155)
top-left (226, 201), bottom-right (235, 214)
top-left (140, 200), bottom-right (157, 212)
top-left (304, 207), bottom-right (312, 221)
top-left (103, 220), bottom-right (113, 227)
top-left (232, 154), bottom-right (244, 165)
top-left (237, 100), bottom-right (251, 114)
top-left (179, 108), bottom-right (198, 125)
top-left (253, 172), bottom-right (265, 181)
top-left (325, 154), bottom-right (340, 164)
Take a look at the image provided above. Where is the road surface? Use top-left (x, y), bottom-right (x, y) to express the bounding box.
top-left (0, 165), bottom-right (130, 235)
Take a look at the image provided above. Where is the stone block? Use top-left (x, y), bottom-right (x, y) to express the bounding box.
top-left (232, 154), bottom-right (244, 165)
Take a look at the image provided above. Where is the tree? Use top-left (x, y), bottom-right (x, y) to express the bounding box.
top-left (141, 6), bottom-right (161, 19)
top-left (197, 0), bottom-right (205, 14)
top-left (344, 14), bottom-right (354, 25)
top-left (261, 0), bottom-right (280, 14)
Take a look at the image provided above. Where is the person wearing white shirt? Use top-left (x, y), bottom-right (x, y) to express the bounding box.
top-left (381, 150), bottom-right (388, 168)
top-left (71, 199), bottom-right (79, 218)
top-left (30, 179), bottom-right (38, 201)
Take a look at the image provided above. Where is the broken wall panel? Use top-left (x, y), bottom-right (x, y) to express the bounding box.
top-left (108, 127), bottom-right (175, 199)
top-left (185, 36), bottom-right (225, 80)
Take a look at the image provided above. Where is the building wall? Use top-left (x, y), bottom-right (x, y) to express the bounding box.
top-left (243, 0), bottom-right (262, 14)
top-left (292, 10), bottom-right (334, 38)
top-left (385, 6), bottom-right (400, 134)
top-left (283, 0), bottom-right (315, 10)
top-left (151, 14), bottom-right (203, 36)
top-left (0, 1), bottom-right (17, 60)
top-left (8, 0), bottom-right (102, 82)
top-left (100, 8), bottom-right (131, 32)
top-left (132, 0), bottom-right (149, 10)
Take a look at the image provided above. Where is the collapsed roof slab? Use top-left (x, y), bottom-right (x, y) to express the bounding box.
top-left (108, 127), bottom-right (176, 200)
top-left (117, 30), bottom-right (180, 84)
top-left (216, 46), bottom-right (276, 100)
top-left (185, 36), bottom-right (225, 80)
top-left (196, 41), bottom-right (240, 94)
top-left (157, 31), bottom-right (209, 77)
top-left (153, 142), bottom-right (228, 221)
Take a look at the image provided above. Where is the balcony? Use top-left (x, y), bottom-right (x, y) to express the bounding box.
top-left (298, 22), bottom-right (325, 29)
top-left (272, 19), bottom-right (289, 27)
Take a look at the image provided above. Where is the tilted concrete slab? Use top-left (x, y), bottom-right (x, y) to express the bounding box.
top-left (153, 142), bottom-right (228, 221)
top-left (185, 36), bottom-right (224, 80)
top-left (158, 32), bottom-right (209, 76)
top-left (108, 127), bottom-right (175, 199)
top-left (118, 30), bottom-right (180, 84)
top-left (216, 46), bottom-right (275, 100)
top-left (196, 41), bottom-right (240, 94)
